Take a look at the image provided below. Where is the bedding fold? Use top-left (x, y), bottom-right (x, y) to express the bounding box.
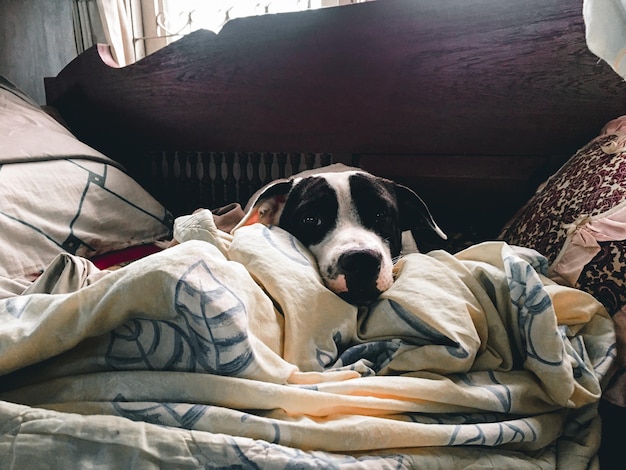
top-left (0, 210), bottom-right (616, 468)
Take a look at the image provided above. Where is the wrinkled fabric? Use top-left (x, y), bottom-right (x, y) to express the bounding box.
top-left (584, 0), bottom-right (626, 80)
top-left (0, 211), bottom-right (615, 469)
top-left (549, 202), bottom-right (626, 286)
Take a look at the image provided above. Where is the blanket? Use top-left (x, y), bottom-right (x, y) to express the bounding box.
top-left (0, 210), bottom-right (616, 469)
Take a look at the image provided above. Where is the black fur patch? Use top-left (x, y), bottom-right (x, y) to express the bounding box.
top-left (278, 177), bottom-right (339, 247)
top-left (349, 173), bottom-right (402, 257)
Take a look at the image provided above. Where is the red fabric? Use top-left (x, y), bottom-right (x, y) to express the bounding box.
top-left (90, 244), bottom-right (163, 270)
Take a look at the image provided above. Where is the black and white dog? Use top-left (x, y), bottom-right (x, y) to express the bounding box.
top-left (234, 165), bottom-right (446, 305)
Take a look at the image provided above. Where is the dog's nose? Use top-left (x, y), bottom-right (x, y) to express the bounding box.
top-left (336, 249), bottom-right (384, 305)
top-left (338, 249), bottom-right (382, 279)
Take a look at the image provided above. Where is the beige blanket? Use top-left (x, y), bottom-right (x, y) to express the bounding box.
top-left (0, 210), bottom-right (615, 469)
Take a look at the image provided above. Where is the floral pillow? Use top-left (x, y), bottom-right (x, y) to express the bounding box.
top-left (499, 116), bottom-right (626, 316)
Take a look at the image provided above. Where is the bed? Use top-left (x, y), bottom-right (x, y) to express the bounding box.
top-left (1, 0), bottom-right (625, 468)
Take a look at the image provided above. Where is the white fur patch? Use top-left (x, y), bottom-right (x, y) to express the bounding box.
top-left (306, 172), bottom-right (394, 296)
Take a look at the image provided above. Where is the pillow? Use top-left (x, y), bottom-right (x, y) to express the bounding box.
top-left (0, 77), bottom-right (173, 297)
top-left (499, 116), bottom-right (626, 316)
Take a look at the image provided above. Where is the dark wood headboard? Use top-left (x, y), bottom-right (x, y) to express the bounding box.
top-left (44, 0), bottom-right (626, 243)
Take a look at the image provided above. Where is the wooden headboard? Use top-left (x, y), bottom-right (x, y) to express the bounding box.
top-left (44, 0), bottom-right (626, 244)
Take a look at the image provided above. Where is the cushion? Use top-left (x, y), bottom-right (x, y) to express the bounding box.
top-left (499, 116), bottom-right (626, 316)
top-left (0, 76), bottom-right (173, 297)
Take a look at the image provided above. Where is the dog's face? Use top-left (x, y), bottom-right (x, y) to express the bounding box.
top-left (235, 168), bottom-right (446, 305)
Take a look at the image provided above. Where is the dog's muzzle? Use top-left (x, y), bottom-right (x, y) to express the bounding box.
top-left (336, 248), bottom-right (384, 305)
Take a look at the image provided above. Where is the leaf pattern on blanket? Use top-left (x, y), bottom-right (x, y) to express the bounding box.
top-left (0, 221), bottom-right (616, 469)
top-left (507, 257), bottom-right (561, 367)
top-left (333, 339), bottom-right (402, 374)
top-left (454, 371), bottom-right (513, 413)
top-left (262, 226), bottom-right (313, 267)
top-left (447, 417), bottom-right (537, 446)
top-left (387, 299), bottom-right (468, 358)
top-left (112, 394), bottom-right (209, 429)
top-left (106, 259), bottom-right (255, 376)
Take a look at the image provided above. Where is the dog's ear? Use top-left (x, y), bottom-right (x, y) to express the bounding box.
top-left (394, 183), bottom-right (447, 241)
top-left (232, 180), bottom-right (294, 231)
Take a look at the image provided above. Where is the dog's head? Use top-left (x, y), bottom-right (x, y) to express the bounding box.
top-left (234, 166), bottom-right (446, 305)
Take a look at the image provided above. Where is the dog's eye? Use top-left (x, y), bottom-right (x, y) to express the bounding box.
top-left (301, 215), bottom-right (322, 227)
top-left (374, 211), bottom-right (391, 224)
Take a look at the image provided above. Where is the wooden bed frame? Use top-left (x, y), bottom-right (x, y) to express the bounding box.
top-left (44, 0), bottom-right (626, 248)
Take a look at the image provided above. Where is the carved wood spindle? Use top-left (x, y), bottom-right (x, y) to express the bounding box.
top-left (173, 151), bottom-right (182, 180)
top-left (262, 152), bottom-right (274, 185)
top-left (238, 152), bottom-right (251, 205)
top-left (290, 152), bottom-right (301, 176)
top-left (200, 152), bottom-right (213, 208)
top-left (160, 151), bottom-right (169, 181)
top-left (213, 152), bottom-right (225, 208)
top-left (159, 152), bottom-right (170, 214)
top-left (164, 151), bottom-right (176, 209)
top-left (225, 152), bottom-right (237, 204)
top-left (304, 152), bottom-right (316, 169)
top-left (277, 153), bottom-right (287, 178)
top-left (187, 151), bottom-right (200, 212)
top-left (250, 152), bottom-right (262, 193)
top-left (320, 153), bottom-right (332, 167)
top-left (144, 151), bottom-right (158, 197)
top-left (176, 151), bottom-right (189, 214)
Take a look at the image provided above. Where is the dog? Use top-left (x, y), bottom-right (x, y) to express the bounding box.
top-left (234, 164), bottom-right (446, 305)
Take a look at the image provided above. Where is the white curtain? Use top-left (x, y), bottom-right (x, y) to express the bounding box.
top-left (584, 0), bottom-right (626, 80)
top-left (96, 0), bottom-right (140, 66)
top-left (94, 0), bottom-right (371, 65)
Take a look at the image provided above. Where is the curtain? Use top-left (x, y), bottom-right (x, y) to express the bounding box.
top-left (584, 0), bottom-right (626, 81)
top-left (96, 0), bottom-right (140, 66)
top-left (94, 0), bottom-right (372, 65)
top-left (72, 0), bottom-right (106, 54)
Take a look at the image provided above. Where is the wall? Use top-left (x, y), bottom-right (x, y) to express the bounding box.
top-left (0, 0), bottom-right (77, 104)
